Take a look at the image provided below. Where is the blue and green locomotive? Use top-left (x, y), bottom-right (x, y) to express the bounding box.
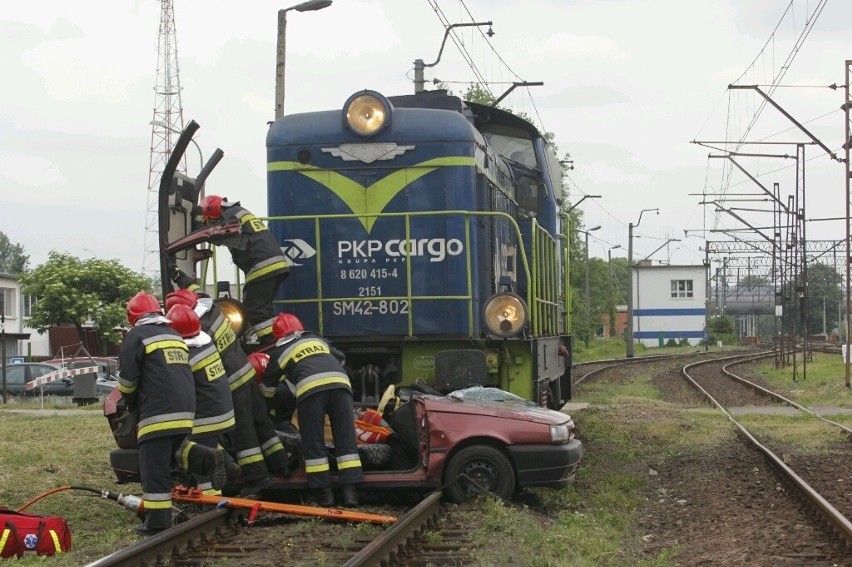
top-left (263, 89), bottom-right (573, 408)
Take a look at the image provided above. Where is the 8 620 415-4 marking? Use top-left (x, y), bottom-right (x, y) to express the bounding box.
top-left (339, 268), bottom-right (400, 280)
top-left (332, 300), bottom-right (410, 316)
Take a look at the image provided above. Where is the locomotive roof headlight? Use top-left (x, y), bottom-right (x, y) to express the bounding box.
top-left (483, 293), bottom-right (528, 337)
top-left (215, 297), bottom-right (247, 335)
top-left (344, 90), bottom-right (391, 136)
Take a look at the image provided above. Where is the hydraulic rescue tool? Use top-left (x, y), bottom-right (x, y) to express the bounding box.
top-left (170, 485), bottom-right (397, 525)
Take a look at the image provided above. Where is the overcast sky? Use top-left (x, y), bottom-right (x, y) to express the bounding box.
top-left (2, 0), bottom-right (850, 276)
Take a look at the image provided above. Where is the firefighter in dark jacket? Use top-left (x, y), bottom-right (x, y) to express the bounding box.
top-left (166, 304), bottom-right (238, 495)
top-left (193, 194), bottom-right (289, 347)
top-left (165, 289), bottom-right (289, 497)
top-left (263, 313), bottom-right (363, 507)
top-left (252, 351), bottom-right (297, 430)
top-left (117, 292), bottom-right (228, 535)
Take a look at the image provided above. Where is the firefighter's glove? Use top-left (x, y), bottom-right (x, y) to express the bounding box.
top-left (170, 265), bottom-right (196, 289)
top-left (112, 406), bottom-right (139, 443)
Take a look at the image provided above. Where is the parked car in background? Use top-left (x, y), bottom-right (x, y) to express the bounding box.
top-left (1, 362), bottom-right (68, 397)
top-left (1, 362), bottom-right (116, 401)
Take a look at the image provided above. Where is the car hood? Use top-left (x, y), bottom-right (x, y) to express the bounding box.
top-left (420, 395), bottom-right (571, 425)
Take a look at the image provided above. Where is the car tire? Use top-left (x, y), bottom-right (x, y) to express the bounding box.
top-left (358, 443), bottom-right (392, 468)
top-left (443, 445), bottom-right (515, 504)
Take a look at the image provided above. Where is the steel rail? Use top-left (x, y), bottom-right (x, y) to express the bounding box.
top-left (573, 350), bottom-right (730, 387)
top-left (343, 490), bottom-right (443, 566)
top-left (84, 508), bottom-right (232, 567)
top-left (682, 357), bottom-right (852, 548)
top-left (722, 357), bottom-right (852, 437)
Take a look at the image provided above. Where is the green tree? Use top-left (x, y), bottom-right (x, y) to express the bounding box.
top-left (0, 231), bottom-right (29, 274)
top-left (708, 315), bottom-right (736, 345)
top-left (19, 252), bottom-right (152, 347)
top-left (461, 82), bottom-right (495, 105)
top-left (803, 263), bottom-right (841, 335)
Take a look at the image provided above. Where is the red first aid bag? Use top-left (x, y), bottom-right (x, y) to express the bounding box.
top-left (0, 508), bottom-right (71, 558)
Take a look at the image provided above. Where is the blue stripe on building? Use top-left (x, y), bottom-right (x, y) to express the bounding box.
top-left (633, 308), bottom-right (706, 316)
top-left (634, 330), bottom-right (705, 339)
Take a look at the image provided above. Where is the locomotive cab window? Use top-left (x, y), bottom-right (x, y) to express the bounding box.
top-left (516, 175), bottom-right (539, 215)
top-left (482, 127), bottom-right (538, 169)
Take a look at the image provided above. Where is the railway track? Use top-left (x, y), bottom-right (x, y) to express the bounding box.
top-left (572, 348), bottom-right (736, 387)
top-left (85, 490), bottom-right (488, 566)
top-left (681, 354), bottom-right (852, 552)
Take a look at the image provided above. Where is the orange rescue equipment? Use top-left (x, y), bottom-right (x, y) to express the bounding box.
top-left (170, 485), bottom-right (396, 525)
top-left (354, 409), bottom-right (392, 444)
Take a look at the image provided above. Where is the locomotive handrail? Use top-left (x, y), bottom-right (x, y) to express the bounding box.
top-left (260, 209), bottom-right (564, 338)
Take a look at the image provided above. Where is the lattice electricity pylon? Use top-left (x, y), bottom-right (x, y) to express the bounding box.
top-left (142, 0), bottom-right (186, 287)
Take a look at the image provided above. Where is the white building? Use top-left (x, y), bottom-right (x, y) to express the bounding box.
top-left (632, 263), bottom-right (708, 347)
top-left (0, 273), bottom-right (50, 359)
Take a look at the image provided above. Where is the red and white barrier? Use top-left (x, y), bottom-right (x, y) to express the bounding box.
top-left (25, 366), bottom-right (100, 391)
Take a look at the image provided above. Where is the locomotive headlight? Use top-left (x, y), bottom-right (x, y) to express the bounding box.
top-left (215, 298), bottom-right (247, 335)
top-left (483, 293), bottom-right (527, 337)
top-left (344, 91), bottom-right (390, 136)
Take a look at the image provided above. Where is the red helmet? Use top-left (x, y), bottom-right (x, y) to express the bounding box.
top-left (247, 352), bottom-right (270, 381)
top-left (165, 289), bottom-right (198, 311)
top-left (127, 292), bottom-right (161, 326)
top-left (272, 313), bottom-right (304, 340)
top-left (200, 194), bottom-right (225, 221)
top-left (166, 304), bottom-right (201, 338)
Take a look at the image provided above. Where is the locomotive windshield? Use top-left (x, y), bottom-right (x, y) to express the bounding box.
top-left (482, 128), bottom-right (537, 169)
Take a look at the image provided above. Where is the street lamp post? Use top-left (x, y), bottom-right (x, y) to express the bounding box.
top-left (608, 244), bottom-right (621, 338)
top-left (275, 0), bottom-right (333, 120)
top-left (627, 208), bottom-right (659, 357)
top-left (581, 226), bottom-right (601, 335)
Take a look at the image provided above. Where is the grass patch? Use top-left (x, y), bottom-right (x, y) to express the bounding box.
top-left (466, 402), bottom-right (734, 566)
top-left (574, 367), bottom-right (667, 405)
top-left (0, 410), bottom-right (141, 565)
top-left (735, 413), bottom-right (850, 450)
top-left (749, 353), bottom-right (852, 408)
top-left (573, 338), bottom-right (645, 362)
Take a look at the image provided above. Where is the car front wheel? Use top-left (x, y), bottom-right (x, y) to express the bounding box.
top-left (443, 445), bottom-right (515, 504)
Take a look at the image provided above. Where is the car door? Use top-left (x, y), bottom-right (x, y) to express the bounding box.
top-left (2, 365), bottom-right (27, 397)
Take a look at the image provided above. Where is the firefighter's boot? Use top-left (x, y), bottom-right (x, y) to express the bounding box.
top-left (176, 440), bottom-right (229, 490)
top-left (308, 487), bottom-right (334, 507)
top-left (239, 476), bottom-right (274, 499)
top-left (341, 484), bottom-right (359, 507)
top-left (135, 509), bottom-right (172, 536)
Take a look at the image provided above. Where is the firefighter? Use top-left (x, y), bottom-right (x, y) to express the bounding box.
top-left (165, 289), bottom-right (289, 498)
top-left (166, 304), bottom-right (238, 495)
top-left (264, 313), bottom-right (362, 507)
top-left (192, 194), bottom-right (289, 347)
top-left (117, 292), bottom-right (228, 535)
top-left (248, 351), bottom-right (301, 474)
top-left (250, 351), bottom-right (297, 430)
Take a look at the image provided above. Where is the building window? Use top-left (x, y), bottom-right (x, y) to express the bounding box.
top-left (671, 279), bottom-right (694, 299)
top-left (22, 294), bottom-right (36, 318)
top-left (0, 288), bottom-right (10, 318)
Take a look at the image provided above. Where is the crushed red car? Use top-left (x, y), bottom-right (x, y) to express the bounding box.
top-left (105, 383), bottom-right (582, 503)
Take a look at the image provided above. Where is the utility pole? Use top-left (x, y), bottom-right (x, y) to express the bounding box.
top-left (414, 21), bottom-right (493, 94)
top-left (627, 208), bottom-right (659, 357)
top-left (1, 310), bottom-right (6, 405)
top-left (581, 226), bottom-right (601, 337)
top-left (845, 60), bottom-right (852, 387)
top-left (608, 245), bottom-right (621, 339)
